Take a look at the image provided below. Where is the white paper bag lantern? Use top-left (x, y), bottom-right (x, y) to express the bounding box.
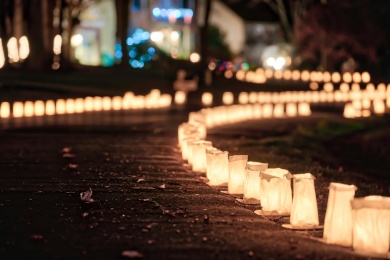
top-left (259, 168), bottom-right (292, 215)
top-left (351, 196), bottom-right (390, 256)
top-left (192, 140), bottom-right (212, 172)
top-left (207, 150), bottom-right (229, 186)
top-left (243, 161), bottom-right (268, 204)
top-left (290, 173), bottom-right (319, 227)
top-left (323, 182), bottom-right (357, 247)
top-left (181, 137), bottom-right (198, 161)
top-left (228, 155), bottom-right (248, 194)
top-left (206, 147), bottom-right (220, 179)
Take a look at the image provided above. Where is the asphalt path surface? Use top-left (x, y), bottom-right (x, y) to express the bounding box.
top-left (0, 106), bottom-right (370, 260)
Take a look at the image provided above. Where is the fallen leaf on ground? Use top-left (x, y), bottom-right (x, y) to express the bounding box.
top-left (121, 250), bottom-right (144, 258)
top-left (80, 188), bottom-right (94, 203)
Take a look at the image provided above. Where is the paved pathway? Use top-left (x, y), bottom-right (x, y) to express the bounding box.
top-left (0, 110), bottom-right (365, 259)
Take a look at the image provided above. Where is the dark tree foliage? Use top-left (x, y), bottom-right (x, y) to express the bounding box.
top-left (293, 0), bottom-right (389, 74)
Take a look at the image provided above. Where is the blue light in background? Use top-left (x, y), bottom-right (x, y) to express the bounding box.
top-left (126, 37), bottom-right (134, 45)
top-left (115, 50), bottom-right (123, 59)
top-left (147, 47), bottom-right (155, 55)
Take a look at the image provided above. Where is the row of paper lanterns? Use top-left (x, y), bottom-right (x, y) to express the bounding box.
top-left (234, 68), bottom-right (371, 84)
top-left (184, 103), bottom-right (311, 129)
top-left (178, 109), bottom-right (390, 257)
top-left (0, 90), bottom-right (172, 118)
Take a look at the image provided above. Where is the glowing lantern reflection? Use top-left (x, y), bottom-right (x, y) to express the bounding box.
top-left (351, 196), bottom-right (390, 256)
top-left (243, 161), bottom-right (268, 204)
top-left (228, 155), bottom-right (248, 194)
top-left (323, 182), bottom-right (357, 247)
top-left (290, 173), bottom-right (319, 227)
top-left (259, 168), bottom-right (292, 215)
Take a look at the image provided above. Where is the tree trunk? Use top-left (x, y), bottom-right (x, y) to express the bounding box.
top-left (0, 0), bottom-right (11, 69)
top-left (199, 0), bottom-right (211, 87)
top-left (116, 0), bottom-right (130, 67)
top-left (26, 0), bottom-right (46, 70)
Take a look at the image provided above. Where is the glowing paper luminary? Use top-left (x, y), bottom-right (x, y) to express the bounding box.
top-left (191, 140), bottom-right (212, 172)
top-left (290, 173), bottom-right (319, 227)
top-left (273, 103), bottom-right (284, 117)
top-left (286, 103), bottom-right (297, 117)
top-left (351, 196), bottom-right (390, 256)
top-left (202, 92), bottom-right (213, 106)
top-left (228, 155), bottom-right (248, 194)
top-left (45, 100), bottom-right (55, 115)
top-left (323, 182), bottom-right (357, 247)
top-left (24, 101), bottom-right (34, 117)
top-left (243, 161), bottom-right (268, 204)
top-left (181, 137), bottom-right (198, 161)
top-left (298, 102), bottom-right (311, 116)
top-left (0, 102), bottom-right (10, 118)
top-left (74, 98), bottom-right (84, 113)
top-left (259, 168), bottom-right (292, 215)
top-left (13, 102), bottom-right (24, 118)
top-left (65, 98), bottom-right (75, 114)
top-left (222, 92), bottom-right (234, 105)
top-left (238, 92), bottom-right (249, 104)
top-left (56, 99), bottom-right (66, 114)
top-left (207, 150), bottom-right (229, 186)
top-left (102, 96), bottom-right (112, 110)
top-left (34, 100), bottom-right (45, 116)
top-left (174, 91), bottom-right (186, 105)
top-left (112, 96), bottom-right (122, 110)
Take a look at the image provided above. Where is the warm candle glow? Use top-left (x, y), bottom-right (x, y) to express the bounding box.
top-left (331, 72), bottom-right (341, 83)
top-left (309, 82), bottom-right (319, 90)
top-left (0, 102), bottom-right (10, 118)
top-left (24, 101), bottom-right (34, 117)
top-left (65, 99), bottom-right (75, 114)
top-left (112, 96), bottom-right (122, 110)
top-left (202, 92), bottom-right (213, 106)
top-left (352, 72), bottom-right (361, 83)
top-left (102, 96), bottom-right (112, 110)
top-left (340, 83), bottom-right (350, 92)
top-left (243, 161), bottom-right (268, 204)
top-left (361, 71), bottom-right (370, 83)
top-left (222, 92), bottom-right (234, 105)
top-left (45, 100), bottom-right (55, 115)
top-left (291, 70), bottom-right (300, 81)
top-left (343, 72), bottom-right (352, 83)
top-left (174, 91), bottom-right (186, 105)
top-left (301, 70), bottom-right (310, 81)
top-left (75, 98), bottom-right (84, 113)
top-left (13, 102), bottom-right (24, 117)
top-left (84, 96), bottom-right (94, 111)
top-left (238, 92), bottom-right (249, 104)
top-left (34, 100), bottom-right (45, 116)
top-left (56, 99), bottom-right (66, 114)
top-left (298, 102), bottom-right (311, 116)
top-left (93, 96), bottom-right (102, 111)
top-left (323, 82), bottom-right (334, 92)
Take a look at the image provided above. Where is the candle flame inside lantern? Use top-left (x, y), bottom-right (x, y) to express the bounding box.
top-left (56, 99), bottom-right (66, 114)
top-left (75, 98), bottom-right (84, 113)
